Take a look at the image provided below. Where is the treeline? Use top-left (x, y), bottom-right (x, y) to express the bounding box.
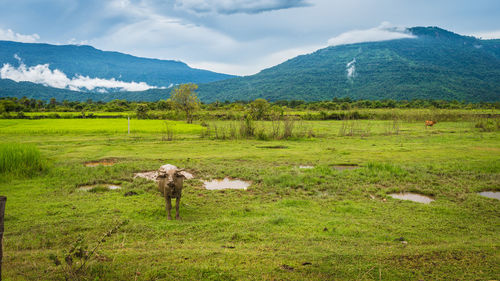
top-left (1, 96), bottom-right (499, 114)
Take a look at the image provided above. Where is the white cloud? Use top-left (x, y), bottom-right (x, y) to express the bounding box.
top-left (0, 60), bottom-right (158, 92)
top-left (471, 30), bottom-right (500, 39)
top-left (328, 22), bottom-right (415, 47)
top-left (0, 28), bottom-right (40, 43)
top-left (189, 44), bottom-right (322, 75)
top-left (174, 0), bottom-right (311, 15)
top-left (68, 38), bottom-right (89, 45)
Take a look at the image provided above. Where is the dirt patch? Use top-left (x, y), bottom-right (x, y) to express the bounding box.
top-left (478, 191), bottom-right (500, 200)
top-left (84, 158), bottom-right (117, 167)
top-left (389, 193), bottom-right (434, 204)
top-left (134, 170), bottom-right (194, 182)
top-left (257, 145), bottom-right (288, 149)
top-left (332, 164), bottom-right (359, 171)
top-left (78, 184), bottom-right (121, 191)
top-left (203, 178), bottom-right (251, 190)
top-left (134, 171), bottom-right (159, 181)
top-left (299, 165), bottom-right (314, 169)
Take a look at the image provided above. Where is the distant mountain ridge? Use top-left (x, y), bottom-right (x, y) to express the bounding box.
top-left (0, 40), bottom-right (234, 92)
top-left (1, 26), bottom-right (499, 102)
top-left (197, 26), bottom-right (500, 102)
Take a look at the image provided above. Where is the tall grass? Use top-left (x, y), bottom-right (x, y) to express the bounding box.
top-left (0, 143), bottom-right (47, 177)
top-left (200, 118), bottom-right (314, 140)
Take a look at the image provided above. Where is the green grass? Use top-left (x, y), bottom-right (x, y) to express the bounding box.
top-left (0, 143), bottom-right (47, 179)
top-left (0, 119), bottom-right (203, 135)
top-left (0, 118), bottom-right (499, 280)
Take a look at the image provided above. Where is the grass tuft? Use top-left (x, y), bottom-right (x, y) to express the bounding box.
top-left (0, 143), bottom-right (47, 178)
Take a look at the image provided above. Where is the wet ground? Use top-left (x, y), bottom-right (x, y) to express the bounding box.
top-left (333, 164), bottom-right (359, 171)
top-left (203, 178), bottom-right (251, 190)
top-left (78, 184), bottom-right (121, 191)
top-left (388, 192), bottom-right (434, 204)
top-left (84, 159), bottom-right (117, 167)
top-left (134, 170), bottom-right (194, 181)
top-left (478, 191), bottom-right (500, 200)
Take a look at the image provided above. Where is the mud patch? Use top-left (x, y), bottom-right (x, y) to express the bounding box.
top-left (299, 165), bottom-right (314, 169)
top-left (78, 184), bottom-right (122, 191)
top-left (134, 170), bottom-right (194, 182)
top-left (478, 191), bottom-right (500, 200)
top-left (257, 145), bottom-right (288, 149)
top-left (134, 171), bottom-right (159, 181)
top-left (389, 193), bottom-right (434, 204)
top-left (85, 159), bottom-right (117, 167)
top-left (332, 164), bottom-right (359, 171)
top-left (203, 178), bottom-right (251, 190)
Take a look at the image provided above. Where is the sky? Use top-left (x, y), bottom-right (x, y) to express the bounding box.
top-left (0, 0), bottom-right (499, 76)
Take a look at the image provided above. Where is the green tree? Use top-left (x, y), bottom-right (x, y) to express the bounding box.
top-left (135, 104), bottom-right (149, 119)
top-left (170, 83), bottom-right (200, 124)
top-left (248, 98), bottom-right (270, 120)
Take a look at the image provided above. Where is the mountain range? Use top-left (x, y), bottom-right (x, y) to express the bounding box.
top-left (1, 27), bottom-right (499, 102)
top-left (198, 27), bottom-right (500, 102)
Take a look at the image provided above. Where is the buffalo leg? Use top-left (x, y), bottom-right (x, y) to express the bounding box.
top-left (165, 195), bottom-right (172, 220)
top-left (175, 197), bottom-right (181, 220)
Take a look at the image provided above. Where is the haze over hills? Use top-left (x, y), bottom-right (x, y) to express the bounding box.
top-left (0, 26), bottom-right (499, 102)
top-left (198, 27), bottom-right (500, 102)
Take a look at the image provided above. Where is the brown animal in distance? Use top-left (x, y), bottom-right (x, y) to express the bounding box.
top-left (425, 120), bottom-right (437, 127)
top-left (158, 167), bottom-right (187, 220)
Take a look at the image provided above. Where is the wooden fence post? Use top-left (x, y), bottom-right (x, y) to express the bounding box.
top-left (0, 196), bottom-right (6, 281)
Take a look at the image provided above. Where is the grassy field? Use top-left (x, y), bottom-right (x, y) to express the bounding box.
top-left (11, 108), bottom-right (500, 122)
top-left (0, 117), bottom-right (499, 280)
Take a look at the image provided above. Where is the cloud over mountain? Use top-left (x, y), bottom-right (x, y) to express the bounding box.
top-left (0, 28), bottom-right (40, 43)
top-left (328, 22), bottom-right (416, 47)
top-left (0, 59), bottom-right (159, 92)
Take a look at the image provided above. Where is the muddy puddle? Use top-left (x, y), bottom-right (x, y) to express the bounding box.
top-left (78, 184), bottom-right (121, 191)
top-left (134, 171), bottom-right (159, 181)
top-left (203, 178), bottom-right (251, 190)
top-left (389, 193), bottom-right (434, 204)
top-left (85, 159), bottom-right (117, 167)
top-left (257, 145), bottom-right (288, 149)
top-left (333, 164), bottom-right (359, 171)
top-left (134, 170), bottom-right (194, 182)
top-left (478, 191), bottom-right (500, 200)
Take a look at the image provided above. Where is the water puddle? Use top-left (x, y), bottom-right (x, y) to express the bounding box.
top-left (333, 164), bottom-right (359, 171)
top-left (78, 184), bottom-right (122, 191)
top-left (85, 159), bottom-right (117, 167)
top-left (203, 178), bottom-right (251, 190)
top-left (299, 165), bottom-right (314, 169)
top-left (134, 171), bottom-right (159, 181)
top-left (388, 193), bottom-right (434, 204)
top-left (478, 191), bottom-right (500, 200)
top-left (134, 170), bottom-right (194, 182)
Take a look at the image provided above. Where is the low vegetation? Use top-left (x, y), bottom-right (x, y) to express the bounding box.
top-left (0, 105), bottom-right (499, 280)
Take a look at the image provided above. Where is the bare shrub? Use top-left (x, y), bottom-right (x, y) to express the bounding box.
top-left (162, 121), bottom-right (175, 141)
top-left (49, 220), bottom-right (127, 281)
top-left (282, 116), bottom-right (295, 139)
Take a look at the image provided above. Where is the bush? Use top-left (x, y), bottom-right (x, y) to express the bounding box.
top-left (475, 118), bottom-right (500, 132)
